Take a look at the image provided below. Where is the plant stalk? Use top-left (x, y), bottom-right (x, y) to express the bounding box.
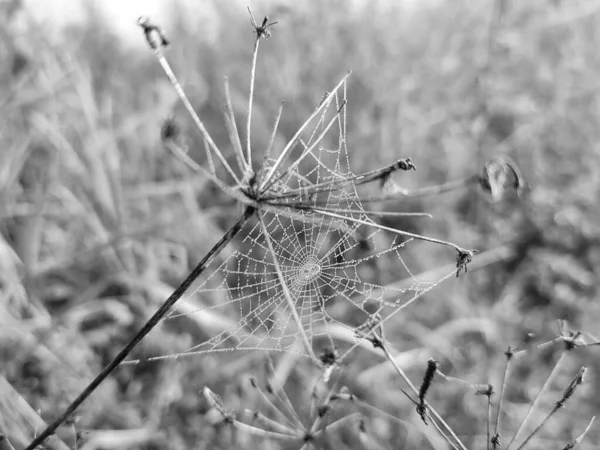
top-left (25, 207), bottom-right (255, 450)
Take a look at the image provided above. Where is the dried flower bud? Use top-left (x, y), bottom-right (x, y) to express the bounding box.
top-left (557, 366), bottom-right (586, 408)
top-left (138, 17), bottom-right (169, 50)
top-left (475, 384), bottom-right (494, 397)
top-left (419, 359), bottom-right (439, 403)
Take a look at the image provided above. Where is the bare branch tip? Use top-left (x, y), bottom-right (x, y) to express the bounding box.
top-left (248, 6), bottom-right (278, 39)
top-left (138, 16), bottom-right (169, 50)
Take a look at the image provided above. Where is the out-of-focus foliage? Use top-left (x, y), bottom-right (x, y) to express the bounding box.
top-left (1, 0), bottom-right (600, 448)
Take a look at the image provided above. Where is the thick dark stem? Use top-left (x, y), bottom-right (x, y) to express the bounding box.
top-left (26, 207), bottom-right (255, 450)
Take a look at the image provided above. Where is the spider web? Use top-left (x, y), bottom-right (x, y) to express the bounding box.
top-left (127, 78), bottom-right (456, 365)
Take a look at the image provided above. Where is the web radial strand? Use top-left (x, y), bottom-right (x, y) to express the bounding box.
top-left (124, 78), bottom-right (454, 365)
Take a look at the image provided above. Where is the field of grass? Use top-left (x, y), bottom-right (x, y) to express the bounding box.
top-left (2, 0), bottom-right (600, 449)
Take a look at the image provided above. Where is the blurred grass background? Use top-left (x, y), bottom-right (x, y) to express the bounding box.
top-left (2, 0), bottom-right (600, 448)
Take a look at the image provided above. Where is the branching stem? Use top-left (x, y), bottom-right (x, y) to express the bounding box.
top-left (506, 350), bottom-right (567, 450)
top-left (150, 46), bottom-right (241, 185)
top-left (308, 207), bottom-right (466, 252)
top-left (260, 72), bottom-right (352, 191)
top-left (25, 207), bottom-right (255, 450)
top-left (378, 337), bottom-right (468, 450)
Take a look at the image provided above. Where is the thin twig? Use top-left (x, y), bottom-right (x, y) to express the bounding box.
top-left (138, 19), bottom-right (241, 185)
top-left (233, 419), bottom-right (301, 442)
top-left (306, 207), bottom-right (467, 252)
top-left (223, 76), bottom-right (248, 173)
top-left (516, 366), bottom-right (587, 450)
top-left (358, 175), bottom-right (478, 204)
top-left (260, 72), bottom-right (351, 191)
top-left (246, 37), bottom-right (260, 169)
top-left (492, 346), bottom-right (514, 449)
top-left (249, 375), bottom-right (302, 429)
top-left (246, 410), bottom-right (300, 437)
top-left (265, 101), bottom-right (285, 161)
top-left (265, 356), bottom-right (306, 429)
top-left (163, 140), bottom-right (254, 206)
top-left (202, 135), bottom-right (215, 175)
top-left (260, 100), bottom-right (347, 195)
top-left (505, 350), bottom-right (568, 450)
top-left (311, 413), bottom-right (363, 438)
top-left (275, 205), bottom-right (432, 219)
top-left (0, 435), bottom-right (17, 450)
top-left (263, 158), bottom-right (416, 202)
top-left (377, 338), bottom-right (468, 450)
top-left (562, 416), bottom-right (596, 450)
top-left (25, 207), bottom-right (255, 450)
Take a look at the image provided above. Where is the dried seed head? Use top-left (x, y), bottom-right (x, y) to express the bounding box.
top-left (557, 366), bottom-right (586, 408)
top-left (475, 384), bottom-right (494, 397)
top-left (395, 157), bottom-right (416, 171)
top-left (248, 7), bottom-right (278, 40)
top-left (138, 17), bottom-right (169, 50)
top-left (419, 358), bottom-right (439, 402)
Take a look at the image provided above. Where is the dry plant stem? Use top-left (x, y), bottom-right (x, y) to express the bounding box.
top-left (312, 413), bottom-right (363, 439)
top-left (222, 110), bottom-right (245, 174)
top-left (311, 208), bottom-right (466, 252)
top-left (517, 365), bottom-right (586, 450)
top-left (486, 394), bottom-right (492, 450)
top-left (233, 420), bottom-right (300, 442)
top-left (224, 76), bottom-right (248, 173)
top-left (358, 175), bottom-right (479, 204)
top-left (265, 361), bottom-right (306, 428)
top-left (274, 204), bottom-right (432, 219)
top-left (259, 71), bottom-right (352, 191)
top-left (264, 159), bottom-right (414, 201)
top-left (516, 409), bottom-right (559, 450)
top-left (0, 437), bottom-right (16, 450)
top-left (429, 416), bottom-right (461, 450)
top-left (493, 349), bottom-right (513, 448)
top-left (25, 207), bottom-right (255, 450)
top-left (505, 350), bottom-right (568, 450)
top-left (249, 410), bottom-right (300, 437)
top-left (261, 100), bottom-right (347, 194)
top-left (566, 416), bottom-right (596, 448)
top-left (379, 339), bottom-right (468, 450)
top-left (151, 47), bottom-right (241, 184)
top-left (265, 101), bottom-right (285, 160)
top-left (246, 37), bottom-right (260, 169)
top-left (320, 208), bottom-right (431, 218)
top-left (164, 141), bottom-right (254, 205)
top-left (259, 212), bottom-right (320, 366)
top-left (202, 136), bottom-right (215, 174)
top-left (266, 170), bottom-right (475, 205)
top-left (252, 382), bottom-right (303, 429)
